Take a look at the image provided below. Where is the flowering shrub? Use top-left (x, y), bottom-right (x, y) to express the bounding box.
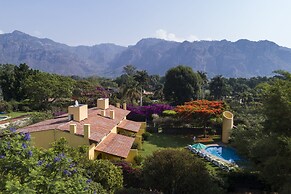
top-left (0, 128), bottom-right (110, 193)
top-left (175, 100), bottom-right (224, 118)
top-left (174, 100), bottom-right (224, 136)
top-left (128, 104), bottom-right (173, 119)
top-left (113, 161), bottom-right (142, 188)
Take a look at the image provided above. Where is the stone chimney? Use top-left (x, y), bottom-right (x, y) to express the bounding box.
top-left (110, 110), bottom-right (115, 119)
top-left (70, 124), bottom-right (77, 134)
top-left (97, 98), bottom-right (109, 110)
top-left (123, 103), bottom-right (127, 110)
top-left (68, 104), bottom-right (88, 122)
top-left (84, 124), bottom-right (90, 139)
top-left (101, 110), bottom-right (106, 117)
top-left (116, 102), bottom-right (120, 108)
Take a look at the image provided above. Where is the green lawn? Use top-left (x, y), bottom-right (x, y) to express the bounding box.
top-left (3, 112), bottom-right (36, 119)
top-left (139, 133), bottom-right (194, 157)
top-left (140, 133), bottom-right (222, 174)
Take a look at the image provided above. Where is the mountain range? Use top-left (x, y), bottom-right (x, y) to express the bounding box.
top-left (1, 30), bottom-right (291, 78)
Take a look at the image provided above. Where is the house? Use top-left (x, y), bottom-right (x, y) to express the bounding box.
top-left (18, 98), bottom-right (145, 162)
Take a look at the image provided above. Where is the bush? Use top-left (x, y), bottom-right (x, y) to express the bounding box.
top-left (29, 112), bottom-right (53, 124)
top-left (134, 155), bottom-right (144, 165)
top-left (9, 100), bottom-right (19, 111)
top-left (0, 100), bottom-right (12, 113)
top-left (142, 149), bottom-right (223, 194)
top-left (162, 110), bottom-right (177, 116)
top-left (20, 106), bottom-right (31, 112)
top-left (142, 132), bottom-right (151, 141)
top-left (113, 161), bottom-right (143, 189)
top-left (131, 142), bottom-right (139, 149)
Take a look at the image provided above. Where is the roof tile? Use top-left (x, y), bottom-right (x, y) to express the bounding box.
top-left (94, 133), bottom-right (135, 158)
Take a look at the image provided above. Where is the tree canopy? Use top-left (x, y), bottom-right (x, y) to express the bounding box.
top-left (231, 71), bottom-right (291, 193)
top-left (142, 149), bottom-right (222, 194)
top-left (163, 65), bottom-right (202, 105)
top-left (0, 128), bottom-right (123, 193)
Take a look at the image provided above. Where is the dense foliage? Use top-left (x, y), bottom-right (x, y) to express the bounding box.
top-left (163, 65), bottom-right (202, 105)
top-left (127, 104), bottom-right (173, 120)
top-left (142, 149), bottom-right (223, 194)
top-left (231, 71), bottom-right (291, 193)
top-left (0, 128), bottom-right (122, 193)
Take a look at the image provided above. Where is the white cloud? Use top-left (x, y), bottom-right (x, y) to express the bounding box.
top-left (0, 30), bottom-right (4, 34)
top-left (155, 29), bottom-right (199, 42)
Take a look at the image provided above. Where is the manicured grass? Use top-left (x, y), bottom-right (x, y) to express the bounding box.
top-left (140, 133), bottom-right (194, 157)
top-left (140, 133), bottom-right (222, 157)
top-left (4, 112), bottom-right (36, 119)
top-left (139, 132), bottom-right (222, 174)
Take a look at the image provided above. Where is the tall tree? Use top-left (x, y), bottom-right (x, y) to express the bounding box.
top-left (0, 63), bottom-right (36, 101)
top-left (25, 72), bottom-right (75, 109)
top-left (134, 70), bottom-right (149, 106)
top-left (163, 65), bottom-right (201, 105)
top-left (232, 71), bottom-right (291, 193)
top-left (209, 75), bottom-right (230, 100)
top-left (197, 71), bottom-right (208, 99)
top-left (0, 64), bottom-right (16, 101)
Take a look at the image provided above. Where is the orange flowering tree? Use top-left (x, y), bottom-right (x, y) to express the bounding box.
top-left (175, 100), bottom-right (224, 137)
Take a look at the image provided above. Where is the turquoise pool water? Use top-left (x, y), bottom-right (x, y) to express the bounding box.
top-left (205, 146), bottom-right (242, 163)
top-left (0, 116), bottom-right (8, 121)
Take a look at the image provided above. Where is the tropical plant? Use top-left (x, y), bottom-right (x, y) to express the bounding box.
top-left (175, 100), bottom-right (224, 136)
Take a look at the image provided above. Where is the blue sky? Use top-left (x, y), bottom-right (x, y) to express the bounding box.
top-left (1, 0), bottom-right (291, 47)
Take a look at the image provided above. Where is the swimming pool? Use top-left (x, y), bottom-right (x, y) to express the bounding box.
top-left (205, 146), bottom-right (242, 163)
top-left (0, 116), bottom-right (9, 121)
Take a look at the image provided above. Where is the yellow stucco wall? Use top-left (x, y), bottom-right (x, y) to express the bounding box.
top-left (30, 129), bottom-right (94, 159)
top-left (88, 143), bottom-right (96, 160)
top-left (30, 130), bottom-right (55, 149)
top-left (95, 151), bottom-right (122, 161)
top-left (134, 135), bottom-right (142, 149)
top-left (125, 149), bottom-right (138, 163)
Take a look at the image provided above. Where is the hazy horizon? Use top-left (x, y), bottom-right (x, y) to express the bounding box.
top-left (1, 0), bottom-right (291, 47)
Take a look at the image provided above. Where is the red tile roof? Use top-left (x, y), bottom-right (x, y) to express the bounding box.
top-left (18, 105), bottom-right (131, 143)
top-left (117, 119), bottom-right (142, 133)
top-left (94, 133), bottom-right (135, 158)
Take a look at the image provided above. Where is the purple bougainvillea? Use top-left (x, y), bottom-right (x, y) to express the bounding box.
top-left (128, 104), bottom-right (173, 119)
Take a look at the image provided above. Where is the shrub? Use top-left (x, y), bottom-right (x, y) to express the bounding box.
top-left (134, 155), bottom-right (144, 165)
top-left (20, 106), bottom-right (31, 112)
top-left (113, 161), bottom-right (143, 188)
top-left (0, 100), bottom-right (12, 113)
top-left (131, 142), bottom-right (139, 149)
top-left (142, 132), bottom-right (151, 141)
top-left (9, 100), bottom-right (19, 111)
top-left (143, 149), bottom-right (223, 194)
top-left (162, 110), bottom-right (177, 116)
top-left (29, 112), bottom-right (53, 124)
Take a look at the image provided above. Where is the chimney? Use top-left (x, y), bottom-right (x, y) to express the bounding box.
top-left (110, 110), bottom-right (115, 119)
top-left (97, 98), bottom-right (109, 109)
top-left (116, 102), bottom-right (120, 108)
top-left (70, 124), bottom-right (77, 134)
top-left (84, 124), bottom-right (90, 139)
top-left (101, 110), bottom-right (106, 117)
top-left (68, 104), bottom-right (88, 122)
top-left (123, 103), bottom-right (127, 110)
